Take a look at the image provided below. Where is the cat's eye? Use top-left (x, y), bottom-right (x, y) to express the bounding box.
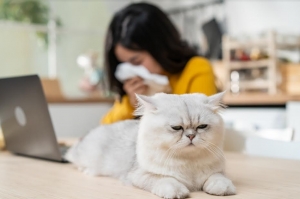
top-left (171, 126), bottom-right (183, 131)
top-left (197, 124), bottom-right (208, 129)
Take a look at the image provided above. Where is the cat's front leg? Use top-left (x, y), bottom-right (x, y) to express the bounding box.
top-left (203, 173), bottom-right (236, 196)
top-left (131, 171), bottom-right (189, 199)
top-left (151, 177), bottom-right (189, 199)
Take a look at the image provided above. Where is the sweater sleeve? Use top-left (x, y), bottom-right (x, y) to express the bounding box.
top-left (100, 95), bottom-right (135, 125)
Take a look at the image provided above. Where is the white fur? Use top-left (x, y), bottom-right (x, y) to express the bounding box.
top-left (65, 92), bottom-right (236, 198)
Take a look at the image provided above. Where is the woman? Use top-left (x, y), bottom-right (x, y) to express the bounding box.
top-left (101, 2), bottom-right (217, 124)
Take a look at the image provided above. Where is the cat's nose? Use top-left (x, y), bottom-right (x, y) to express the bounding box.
top-left (186, 134), bottom-right (195, 141)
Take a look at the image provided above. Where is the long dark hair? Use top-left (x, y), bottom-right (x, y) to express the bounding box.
top-left (104, 2), bottom-right (197, 97)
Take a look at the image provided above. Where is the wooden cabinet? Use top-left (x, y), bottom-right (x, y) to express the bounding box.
top-left (280, 63), bottom-right (300, 95)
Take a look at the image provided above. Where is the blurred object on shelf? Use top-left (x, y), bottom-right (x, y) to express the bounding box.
top-left (251, 68), bottom-right (263, 79)
top-left (0, 127), bottom-right (5, 150)
top-left (41, 78), bottom-right (64, 100)
top-left (230, 70), bottom-right (240, 93)
top-left (280, 63), bottom-right (300, 95)
top-left (250, 48), bottom-right (269, 60)
top-left (232, 49), bottom-right (250, 61)
top-left (279, 57), bottom-right (292, 63)
top-left (229, 67), bottom-right (268, 93)
top-left (230, 48), bottom-right (268, 61)
top-left (77, 51), bottom-right (110, 98)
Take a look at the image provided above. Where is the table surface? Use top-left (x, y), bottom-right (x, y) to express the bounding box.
top-left (0, 151), bottom-right (299, 199)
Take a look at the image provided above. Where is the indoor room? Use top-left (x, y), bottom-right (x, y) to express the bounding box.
top-left (0, 0), bottom-right (300, 198)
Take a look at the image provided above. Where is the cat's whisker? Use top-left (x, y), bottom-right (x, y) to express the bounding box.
top-left (206, 144), bottom-right (225, 161)
top-left (202, 140), bottom-right (224, 156)
top-left (161, 148), bottom-right (180, 175)
top-left (203, 141), bottom-right (225, 161)
top-left (202, 144), bottom-right (221, 160)
top-left (158, 146), bottom-right (177, 172)
top-left (200, 142), bottom-right (223, 160)
top-left (207, 147), bottom-right (225, 161)
top-left (198, 140), bottom-right (224, 161)
top-left (165, 142), bottom-right (189, 165)
top-left (161, 151), bottom-right (173, 172)
top-left (162, 146), bottom-right (178, 167)
top-left (161, 142), bottom-right (185, 171)
top-left (159, 144), bottom-right (177, 164)
top-left (199, 139), bottom-right (224, 156)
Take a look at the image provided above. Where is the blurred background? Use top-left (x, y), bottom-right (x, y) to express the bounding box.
top-left (1, 0), bottom-right (300, 159)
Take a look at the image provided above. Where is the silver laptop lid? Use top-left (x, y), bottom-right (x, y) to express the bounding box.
top-left (0, 75), bottom-right (63, 161)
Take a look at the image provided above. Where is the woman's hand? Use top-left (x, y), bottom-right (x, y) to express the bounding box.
top-left (123, 76), bottom-right (148, 107)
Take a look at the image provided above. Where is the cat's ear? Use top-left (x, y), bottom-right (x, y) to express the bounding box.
top-left (207, 91), bottom-right (227, 112)
top-left (134, 94), bottom-right (157, 116)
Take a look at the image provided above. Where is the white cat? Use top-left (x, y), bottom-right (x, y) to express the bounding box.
top-left (65, 92), bottom-right (236, 198)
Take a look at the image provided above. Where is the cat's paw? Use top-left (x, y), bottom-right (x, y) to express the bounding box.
top-left (82, 168), bottom-right (98, 176)
top-left (151, 178), bottom-right (189, 199)
top-left (203, 175), bottom-right (236, 196)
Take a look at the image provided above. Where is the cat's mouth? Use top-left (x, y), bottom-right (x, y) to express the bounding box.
top-left (188, 142), bottom-right (195, 146)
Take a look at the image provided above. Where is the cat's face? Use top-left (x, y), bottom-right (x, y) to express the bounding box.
top-left (136, 92), bottom-right (225, 159)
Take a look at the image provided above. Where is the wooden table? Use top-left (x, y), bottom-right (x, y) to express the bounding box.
top-left (0, 152), bottom-right (300, 199)
top-left (223, 93), bottom-right (300, 106)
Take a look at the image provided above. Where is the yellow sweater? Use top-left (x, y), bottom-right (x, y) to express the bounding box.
top-left (101, 56), bottom-right (217, 124)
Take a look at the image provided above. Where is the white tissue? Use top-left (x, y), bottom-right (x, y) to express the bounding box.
top-left (115, 62), bottom-right (169, 85)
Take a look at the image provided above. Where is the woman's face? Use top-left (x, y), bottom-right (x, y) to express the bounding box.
top-left (115, 44), bottom-right (164, 74)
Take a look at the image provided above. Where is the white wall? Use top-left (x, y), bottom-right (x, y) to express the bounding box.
top-left (145, 0), bottom-right (212, 10)
top-left (0, 26), bottom-right (48, 77)
top-left (225, 0), bottom-right (300, 35)
top-left (49, 103), bottom-right (112, 137)
top-left (0, 1), bottom-right (130, 97)
top-left (45, 1), bottom-right (114, 97)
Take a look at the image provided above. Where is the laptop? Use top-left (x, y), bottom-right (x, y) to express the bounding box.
top-left (0, 75), bottom-right (69, 162)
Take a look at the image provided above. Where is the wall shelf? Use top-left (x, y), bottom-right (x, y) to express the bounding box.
top-left (239, 80), bottom-right (269, 89)
top-left (222, 31), bottom-right (300, 95)
top-left (229, 59), bottom-right (270, 70)
top-left (224, 39), bottom-right (268, 49)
